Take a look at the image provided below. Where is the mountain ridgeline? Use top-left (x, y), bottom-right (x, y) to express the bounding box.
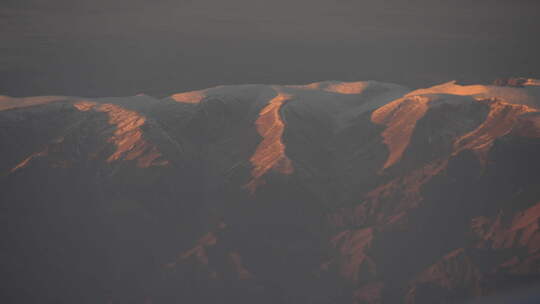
top-left (2, 78), bottom-right (540, 304)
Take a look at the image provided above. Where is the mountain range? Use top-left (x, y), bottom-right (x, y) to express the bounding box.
top-left (2, 78), bottom-right (540, 303)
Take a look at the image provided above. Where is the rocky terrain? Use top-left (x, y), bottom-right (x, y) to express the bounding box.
top-left (1, 78), bottom-right (540, 303)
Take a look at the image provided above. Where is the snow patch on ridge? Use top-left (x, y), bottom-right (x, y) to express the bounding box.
top-left (371, 95), bottom-right (432, 170)
top-left (408, 80), bottom-right (540, 108)
top-left (0, 95), bottom-right (75, 111)
top-left (245, 90), bottom-right (294, 194)
top-left (73, 101), bottom-right (168, 168)
top-left (453, 100), bottom-right (538, 165)
top-left (372, 80), bottom-right (540, 170)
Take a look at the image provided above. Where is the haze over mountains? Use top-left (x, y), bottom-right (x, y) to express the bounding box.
top-left (2, 78), bottom-right (540, 303)
top-left (2, 0), bottom-right (540, 97)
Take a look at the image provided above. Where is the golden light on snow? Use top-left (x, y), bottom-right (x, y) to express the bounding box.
top-left (372, 80), bottom-right (540, 170)
top-left (245, 91), bottom-right (294, 194)
top-left (372, 95), bottom-right (431, 170)
top-left (0, 95), bottom-right (73, 111)
top-left (171, 90), bottom-right (207, 103)
top-left (453, 100), bottom-right (537, 165)
top-left (289, 81), bottom-right (371, 95)
top-left (74, 101), bottom-right (168, 168)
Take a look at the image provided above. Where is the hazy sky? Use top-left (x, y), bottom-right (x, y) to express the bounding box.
top-left (1, 0), bottom-right (539, 97)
